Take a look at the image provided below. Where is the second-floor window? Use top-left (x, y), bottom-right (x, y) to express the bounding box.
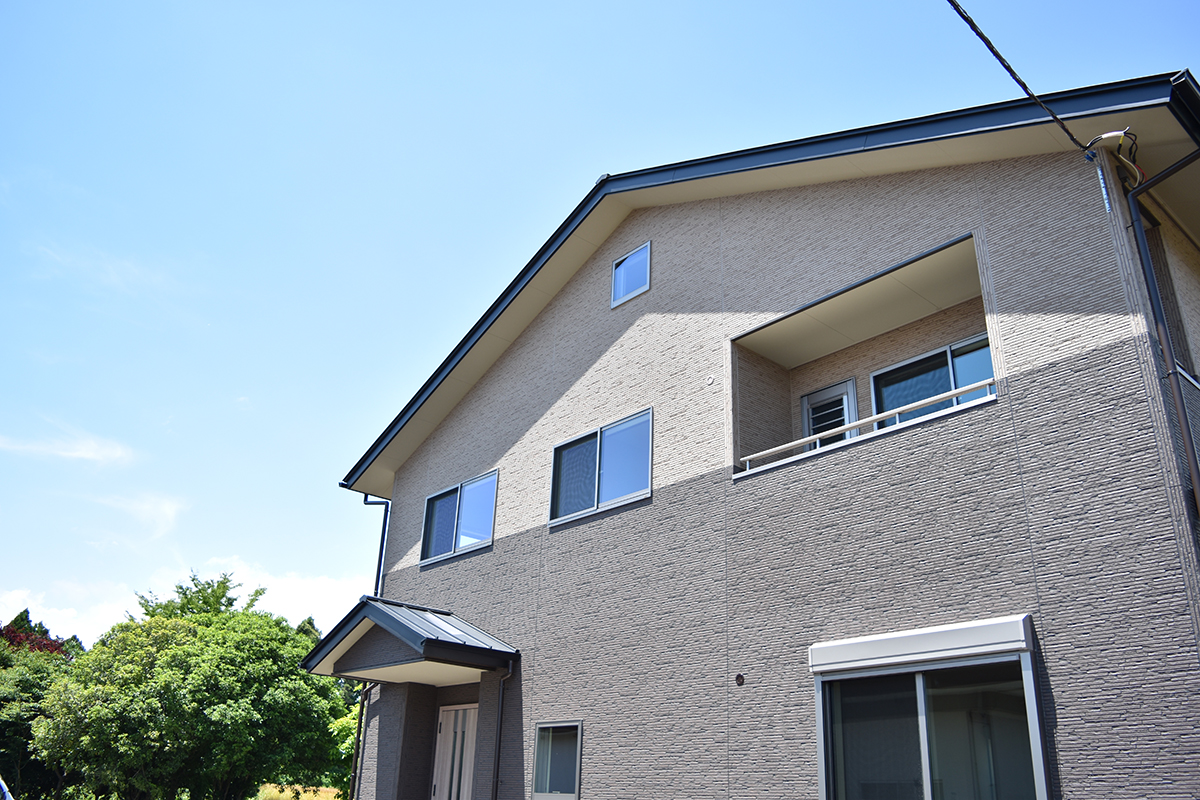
top-left (611, 242), bottom-right (650, 307)
top-left (872, 334), bottom-right (994, 428)
top-left (551, 409), bottom-right (651, 522)
top-left (421, 470), bottom-right (498, 562)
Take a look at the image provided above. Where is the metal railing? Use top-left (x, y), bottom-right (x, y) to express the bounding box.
top-left (740, 378), bottom-right (996, 470)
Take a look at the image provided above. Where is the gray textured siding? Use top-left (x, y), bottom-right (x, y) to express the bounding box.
top-left (359, 150), bottom-right (1200, 799)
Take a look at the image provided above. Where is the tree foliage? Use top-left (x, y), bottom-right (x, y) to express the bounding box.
top-left (135, 572), bottom-right (265, 619)
top-left (33, 576), bottom-right (348, 800)
top-left (0, 612), bottom-right (80, 799)
top-left (326, 710), bottom-right (360, 798)
top-left (1, 609), bottom-right (84, 658)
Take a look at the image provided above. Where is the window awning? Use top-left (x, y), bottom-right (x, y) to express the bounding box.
top-left (809, 613), bottom-right (1033, 673)
top-left (301, 596), bottom-right (519, 686)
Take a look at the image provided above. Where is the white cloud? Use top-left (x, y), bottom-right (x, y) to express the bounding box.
top-left (0, 429), bottom-right (134, 464)
top-left (93, 493), bottom-right (187, 538)
top-left (198, 557), bottom-right (373, 636)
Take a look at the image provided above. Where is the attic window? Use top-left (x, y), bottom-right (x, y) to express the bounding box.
top-left (612, 242), bottom-right (650, 307)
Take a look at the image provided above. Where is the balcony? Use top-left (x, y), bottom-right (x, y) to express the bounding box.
top-left (732, 235), bottom-right (996, 474)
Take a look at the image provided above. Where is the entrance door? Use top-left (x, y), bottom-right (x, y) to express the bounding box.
top-left (431, 704), bottom-right (478, 800)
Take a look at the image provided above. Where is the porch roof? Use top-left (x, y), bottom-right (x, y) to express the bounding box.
top-left (301, 596), bottom-right (518, 687)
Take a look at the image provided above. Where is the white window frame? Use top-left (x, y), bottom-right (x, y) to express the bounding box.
top-left (869, 333), bottom-right (994, 429)
top-left (532, 720), bottom-right (583, 800)
top-left (419, 470), bottom-right (499, 565)
top-left (800, 379), bottom-right (858, 452)
top-left (810, 614), bottom-right (1048, 800)
top-left (611, 241), bottom-right (651, 308)
top-left (549, 409), bottom-right (652, 526)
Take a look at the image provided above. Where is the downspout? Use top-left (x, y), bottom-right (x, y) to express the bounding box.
top-left (491, 661), bottom-right (515, 800)
top-left (361, 494), bottom-right (391, 597)
top-left (348, 493), bottom-right (389, 799)
top-left (348, 681), bottom-right (373, 800)
top-left (1125, 146), bottom-right (1200, 515)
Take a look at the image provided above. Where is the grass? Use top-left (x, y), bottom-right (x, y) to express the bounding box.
top-left (255, 786), bottom-right (340, 800)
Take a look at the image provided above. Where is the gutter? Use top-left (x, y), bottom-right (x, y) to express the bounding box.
top-left (1126, 147), bottom-right (1200, 515)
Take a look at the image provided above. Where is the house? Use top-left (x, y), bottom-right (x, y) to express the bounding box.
top-left (303, 71), bottom-right (1200, 800)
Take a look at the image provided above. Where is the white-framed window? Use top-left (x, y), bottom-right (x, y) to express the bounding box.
top-left (871, 334), bottom-right (994, 428)
top-left (801, 379), bottom-right (858, 451)
top-left (420, 470), bottom-right (498, 563)
top-left (611, 242), bottom-right (650, 307)
top-left (550, 409), bottom-right (651, 524)
top-left (533, 721), bottom-right (582, 800)
top-left (811, 615), bottom-right (1048, 800)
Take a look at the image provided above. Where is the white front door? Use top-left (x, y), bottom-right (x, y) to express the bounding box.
top-left (431, 704), bottom-right (478, 800)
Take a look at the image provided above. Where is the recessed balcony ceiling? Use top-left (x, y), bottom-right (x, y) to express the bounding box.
top-left (734, 237), bottom-right (981, 370)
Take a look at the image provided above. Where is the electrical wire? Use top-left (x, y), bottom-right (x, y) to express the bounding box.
top-left (944, 0), bottom-right (1145, 187)
top-left (945, 0), bottom-right (1091, 152)
top-left (1083, 129), bottom-right (1146, 187)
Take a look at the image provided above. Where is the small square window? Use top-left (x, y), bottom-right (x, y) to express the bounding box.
top-left (872, 334), bottom-right (994, 428)
top-left (533, 722), bottom-right (581, 800)
top-left (611, 242), bottom-right (650, 307)
top-left (421, 471), bottom-right (498, 562)
top-left (550, 410), bottom-right (651, 523)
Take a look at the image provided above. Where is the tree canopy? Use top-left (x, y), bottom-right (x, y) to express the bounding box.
top-left (135, 572), bottom-right (265, 619)
top-left (30, 576), bottom-right (350, 800)
top-left (0, 610), bottom-right (80, 800)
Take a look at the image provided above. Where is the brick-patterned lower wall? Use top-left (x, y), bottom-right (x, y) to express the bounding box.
top-left (376, 337), bottom-right (1200, 799)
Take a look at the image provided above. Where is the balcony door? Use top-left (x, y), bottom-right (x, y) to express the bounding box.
top-left (431, 704), bottom-right (478, 800)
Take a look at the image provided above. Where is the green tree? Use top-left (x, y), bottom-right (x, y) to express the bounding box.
top-left (326, 710), bottom-right (360, 799)
top-left (33, 616), bottom-right (198, 800)
top-left (0, 636), bottom-right (75, 798)
top-left (34, 578), bottom-right (346, 800)
top-left (135, 572), bottom-right (264, 619)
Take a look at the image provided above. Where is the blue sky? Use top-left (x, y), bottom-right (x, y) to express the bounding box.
top-left (2, 0), bottom-right (1197, 645)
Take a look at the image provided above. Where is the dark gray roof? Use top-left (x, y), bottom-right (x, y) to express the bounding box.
top-left (301, 595), bottom-right (518, 674)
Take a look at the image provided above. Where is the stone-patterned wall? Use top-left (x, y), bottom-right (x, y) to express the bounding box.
top-left (358, 151), bottom-right (1200, 799)
top-left (732, 344), bottom-right (791, 465)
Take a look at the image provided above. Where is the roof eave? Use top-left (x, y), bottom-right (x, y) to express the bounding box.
top-left (341, 70), bottom-right (1199, 497)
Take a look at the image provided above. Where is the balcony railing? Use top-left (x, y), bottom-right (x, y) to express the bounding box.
top-left (740, 378), bottom-right (997, 470)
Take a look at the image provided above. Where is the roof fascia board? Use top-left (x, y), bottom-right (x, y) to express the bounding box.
top-left (601, 72), bottom-right (1182, 193)
top-left (341, 183), bottom-right (612, 493)
top-left (301, 599), bottom-right (370, 671)
top-left (300, 596), bottom-right (442, 671)
top-left (341, 72), bottom-right (1189, 494)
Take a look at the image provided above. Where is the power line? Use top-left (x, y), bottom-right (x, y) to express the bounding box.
top-left (945, 0), bottom-right (1091, 152)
